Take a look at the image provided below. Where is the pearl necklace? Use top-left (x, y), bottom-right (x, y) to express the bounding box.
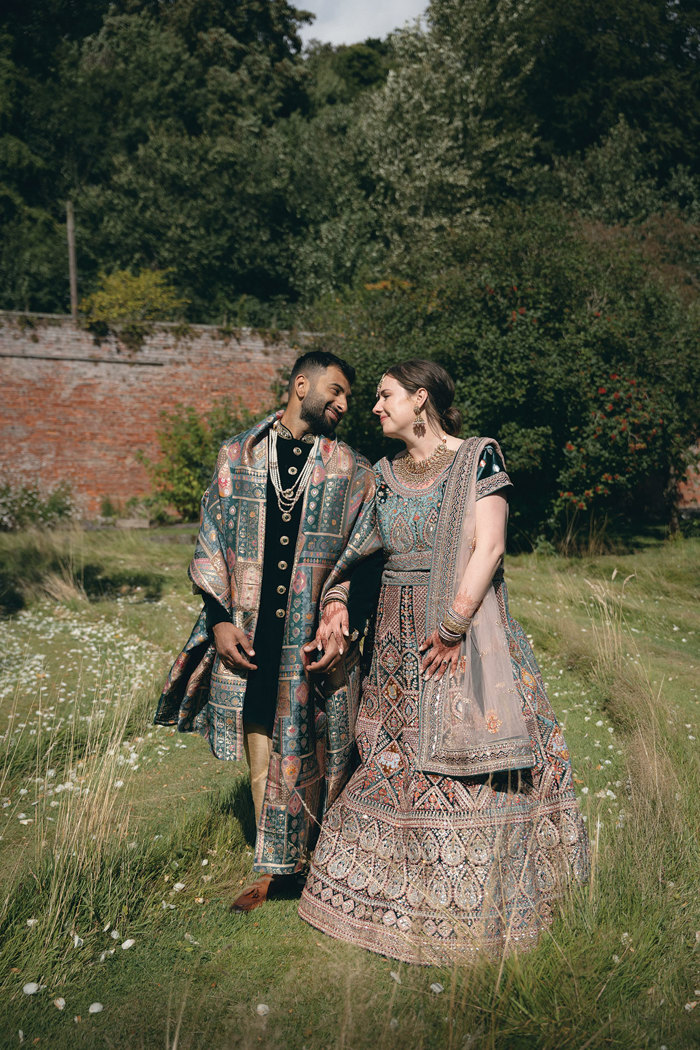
top-left (268, 424), bottom-right (319, 521)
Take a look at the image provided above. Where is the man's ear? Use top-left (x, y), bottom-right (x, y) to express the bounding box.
top-left (294, 373), bottom-right (308, 401)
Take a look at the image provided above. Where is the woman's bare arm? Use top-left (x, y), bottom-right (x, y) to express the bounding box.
top-left (420, 493), bottom-right (508, 679)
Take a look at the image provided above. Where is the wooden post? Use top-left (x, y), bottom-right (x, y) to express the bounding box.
top-left (66, 200), bottom-right (78, 322)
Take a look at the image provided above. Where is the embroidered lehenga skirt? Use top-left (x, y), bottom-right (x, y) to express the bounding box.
top-left (299, 465), bottom-right (589, 965)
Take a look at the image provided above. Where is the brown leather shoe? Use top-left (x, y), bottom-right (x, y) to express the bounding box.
top-left (231, 874), bottom-right (273, 913)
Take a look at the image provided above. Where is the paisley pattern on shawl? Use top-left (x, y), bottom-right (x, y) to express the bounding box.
top-left (155, 411), bottom-right (376, 874)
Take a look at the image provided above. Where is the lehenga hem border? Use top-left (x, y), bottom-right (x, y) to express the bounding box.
top-left (298, 895), bottom-right (546, 966)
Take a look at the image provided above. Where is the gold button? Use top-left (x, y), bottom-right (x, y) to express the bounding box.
top-left (277, 585), bottom-right (286, 595)
top-left (288, 466), bottom-right (298, 476)
top-left (282, 512), bottom-right (291, 522)
top-left (278, 560), bottom-right (287, 570)
top-left (280, 535), bottom-right (290, 545)
top-left (293, 446), bottom-right (302, 456)
top-left (275, 608), bottom-right (285, 618)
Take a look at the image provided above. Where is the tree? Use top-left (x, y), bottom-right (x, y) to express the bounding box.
top-left (520, 0), bottom-right (700, 172)
top-left (0, 34), bottom-right (66, 310)
top-left (304, 38), bottom-right (392, 111)
top-left (354, 0), bottom-right (539, 274)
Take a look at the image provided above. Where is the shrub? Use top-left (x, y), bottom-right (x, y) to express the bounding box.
top-left (80, 268), bottom-right (189, 349)
top-left (0, 481), bottom-right (74, 532)
top-left (138, 399), bottom-right (262, 521)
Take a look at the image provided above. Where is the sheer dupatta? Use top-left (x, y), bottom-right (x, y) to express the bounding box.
top-left (417, 437), bottom-right (535, 777)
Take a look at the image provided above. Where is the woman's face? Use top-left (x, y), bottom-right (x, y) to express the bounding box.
top-left (373, 374), bottom-right (424, 440)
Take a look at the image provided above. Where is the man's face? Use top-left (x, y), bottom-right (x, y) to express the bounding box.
top-left (299, 365), bottom-right (351, 437)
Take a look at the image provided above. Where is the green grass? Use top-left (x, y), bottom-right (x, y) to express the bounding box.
top-left (0, 528), bottom-right (697, 1049)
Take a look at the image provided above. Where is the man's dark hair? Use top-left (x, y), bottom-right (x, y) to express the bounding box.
top-left (288, 350), bottom-right (355, 394)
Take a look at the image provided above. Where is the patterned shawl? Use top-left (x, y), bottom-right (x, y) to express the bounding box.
top-left (418, 437), bottom-right (534, 775)
top-left (155, 412), bottom-right (376, 840)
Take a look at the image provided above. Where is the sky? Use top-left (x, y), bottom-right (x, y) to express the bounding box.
top-left (298, 0), bottom-right (428, 47)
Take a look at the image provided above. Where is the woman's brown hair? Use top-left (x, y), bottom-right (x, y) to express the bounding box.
top-left (385, 359), bottom-right (462, 436)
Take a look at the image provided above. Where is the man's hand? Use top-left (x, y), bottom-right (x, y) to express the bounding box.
top-left (212, 622), bottom-right (257, 673)
top-left (302, 600), bottom-right (349, 673)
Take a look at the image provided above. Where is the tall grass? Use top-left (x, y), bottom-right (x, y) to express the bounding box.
top-left (0, 532), bottom-right (697, 1048)
top-left (1, 681), bottom-right (142, 986)
top-left (0, 527), bottom-right (168, 614)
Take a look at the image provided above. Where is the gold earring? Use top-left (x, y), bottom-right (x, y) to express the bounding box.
top-left (413, 403), bottom-right (426, 437)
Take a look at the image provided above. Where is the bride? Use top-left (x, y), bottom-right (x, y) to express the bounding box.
top-left (299, 359), bottom-right (589, 964)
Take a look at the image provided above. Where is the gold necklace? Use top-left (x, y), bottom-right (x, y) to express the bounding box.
top-left (393, 439), bottom-right (455, 482)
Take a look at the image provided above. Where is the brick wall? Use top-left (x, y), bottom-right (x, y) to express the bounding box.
top-left (0, 312), bottom-right (298, 516)
top-left (2, 312), bottom-right (697, 519)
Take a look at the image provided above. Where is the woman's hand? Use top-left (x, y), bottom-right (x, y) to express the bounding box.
top-left (319, 601), bottom-right (349, 654)
top-left (302, 601), bottom-right (349, 673)
top-left (419, 629), bottom-right (460, 681)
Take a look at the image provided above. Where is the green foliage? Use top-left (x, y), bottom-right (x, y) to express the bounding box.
top-left (80, 267), bottom-right (187, 323)
top-left (0, 0), bottom-right (313, 315)
top-left (353, 2), bottom-right (539, 273)
top-left (311, 204), bottom-right (700, 545)
top-left (520, 0), bottom-right (700, 173)
top-left (1, 0), bottom-right (698, 320)
top-left (305, 38), bottom-right (392, 111)
top-left (554, 116), bottom-right (700, 228)
top-left (0, 481), bottom-right (73, 532)
top-left (80, 268), bottom-right (188, 347)
top-left (138, 399), bottom-right (262, 521)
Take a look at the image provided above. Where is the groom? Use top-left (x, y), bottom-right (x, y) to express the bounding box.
top-left (155, 351), bottom-right (379, 911)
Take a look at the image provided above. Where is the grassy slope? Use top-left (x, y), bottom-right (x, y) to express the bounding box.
top-left (0, 529), bottom-right (697, 1050)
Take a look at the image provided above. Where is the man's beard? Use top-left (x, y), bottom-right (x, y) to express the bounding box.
top-left (299, 391), bottom-right (338, 437)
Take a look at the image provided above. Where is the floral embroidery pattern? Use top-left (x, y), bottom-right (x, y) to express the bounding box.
top-left (485, 710), bottom-right (503, 734)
